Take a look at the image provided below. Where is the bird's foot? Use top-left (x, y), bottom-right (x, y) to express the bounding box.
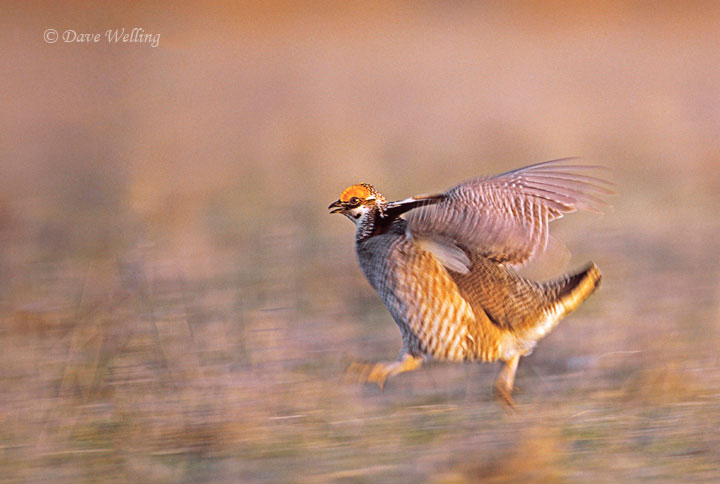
top-left (344, 354), bottom-right (423, 390)
top-left (494, 355), bottom-right (520, 414)
top-left (494, 382), bottom-right (517, 414)
top-left (345, 361), bottom-right (392, 390)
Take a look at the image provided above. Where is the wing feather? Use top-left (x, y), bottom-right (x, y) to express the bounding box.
top-left (405, 158), bottom-right (613, 267)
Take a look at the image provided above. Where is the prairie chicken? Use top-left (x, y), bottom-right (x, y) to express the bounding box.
top-left (328, 159), bottom-right (612, 407)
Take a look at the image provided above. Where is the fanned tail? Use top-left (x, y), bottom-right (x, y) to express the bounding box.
top-left (544, 262), bottom-right (602, 315)
top-left (520, 262), bottom-right (602, 343)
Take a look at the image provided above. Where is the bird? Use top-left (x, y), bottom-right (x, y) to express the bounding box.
top-left (328, 158), bottom-right (612, 408)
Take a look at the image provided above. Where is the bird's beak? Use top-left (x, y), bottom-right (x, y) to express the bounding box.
top-left (328, 199), bottom-right (343, 214)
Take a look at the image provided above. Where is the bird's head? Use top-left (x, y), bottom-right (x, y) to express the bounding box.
top-left (328, 183), bottom-right (386, 226)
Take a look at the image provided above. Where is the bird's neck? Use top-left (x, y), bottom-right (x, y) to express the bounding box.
top-left (355, 203), bottom-right (396, 241)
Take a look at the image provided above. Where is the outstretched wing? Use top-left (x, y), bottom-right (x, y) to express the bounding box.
top-left (404, 158), bottom-right (614, 268)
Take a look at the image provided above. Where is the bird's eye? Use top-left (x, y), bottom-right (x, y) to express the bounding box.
top-left (349, 197), bottom-right (360, 205)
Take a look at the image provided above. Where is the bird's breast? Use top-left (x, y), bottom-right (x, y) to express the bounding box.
top-left (357, 231), bottom-right (482, 361)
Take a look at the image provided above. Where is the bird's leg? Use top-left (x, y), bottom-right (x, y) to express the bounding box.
top-left (346, 353), bottom-right (423, 390)
top-left (494, 354), bottom-right (520, 412)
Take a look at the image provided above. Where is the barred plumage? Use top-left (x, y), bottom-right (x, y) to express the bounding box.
top-left (329, 159), bottom-right (611, 408)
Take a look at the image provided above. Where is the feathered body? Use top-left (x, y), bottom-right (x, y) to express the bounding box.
top-left (329, 159), bottom-right (611, 407)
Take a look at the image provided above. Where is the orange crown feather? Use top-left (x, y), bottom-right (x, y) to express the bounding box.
top-left (340, 183), bottom-right (378, 203)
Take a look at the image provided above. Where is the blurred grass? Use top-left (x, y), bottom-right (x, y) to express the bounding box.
top-left (1, 2), bottom-right (720, 483)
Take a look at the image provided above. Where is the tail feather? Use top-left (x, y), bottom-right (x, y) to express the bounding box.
top-left (547, 262), bottom-right (602, 308)
top-left (544, 262), bottom-right (602, 316)
top-left (519, 262), bottom-right (602, 343)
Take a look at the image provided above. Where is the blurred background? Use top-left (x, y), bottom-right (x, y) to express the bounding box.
top-left (1, 1), bottom-right (719, 482)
